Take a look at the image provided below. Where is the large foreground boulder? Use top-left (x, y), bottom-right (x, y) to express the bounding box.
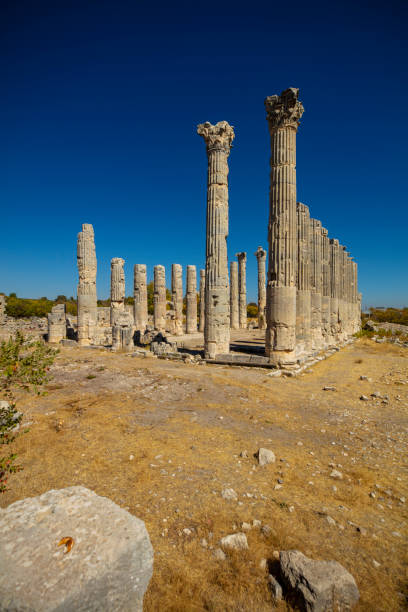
top-left (280, 550), bottom-right (359, 611)
top-left (0, 486), bottom-right (153, 612)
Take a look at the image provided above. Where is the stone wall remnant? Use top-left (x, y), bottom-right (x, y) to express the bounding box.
top-left (47, 304), bottom-right (66, 344)
top-left (197, 120), bottom-right (234, 358)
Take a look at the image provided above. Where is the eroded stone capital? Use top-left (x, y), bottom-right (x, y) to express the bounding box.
top-left (197, 121), bottom-right (234, 152)
top-left (265, 88), bottom-right (304, 130)
top-left (255, 246), bottom-right (267, 260)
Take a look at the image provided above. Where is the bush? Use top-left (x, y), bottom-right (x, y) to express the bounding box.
top-left (368, 307), bottom-right (408, 326)
top-left (247, 303), bottom-right (258, 318)
top-left (0, 332), bottom-right (59, 492)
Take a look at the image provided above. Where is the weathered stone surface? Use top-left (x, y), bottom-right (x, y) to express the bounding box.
top-left (236, 252), bottom-right (247, 329)
top-left (186, 265), bottom-right (197, 334)
top-left (255, 247), bottom-right (267, 329)
top-left (153, 265), bottom-right (166, 332)
top-left (199, 269), bottom-right (205, 332)
top-left (134, 264), bottom-right (148, 333)
top-left (257, 447), bottom-right (276, 466)
top-left (77, 223), bottom-right (97, 346)
top-left (296, 203), bottom-right (311, 353)
top-left (230, 260), bottom-right (239, 330)
top-left (280, 550), bottom-right (359, 612)
top-left (197, 120), bottom-right (233, 358)
top-left (0, 295), bottom-right (5, 324)
top-left (47, 304), bottom-right (66, 343)
top-left (0, 486), bottom-right (153, 612)
top-left (171, 264), bottom-right (183, 336)
top-left (220, 533), bottom-right (248, 550)
top-left (310, 218), bottom-right (323, 350)
top-left (110, 257), bottom-right (125, 326)
top-left (265, 88), bottom-right (304, 365)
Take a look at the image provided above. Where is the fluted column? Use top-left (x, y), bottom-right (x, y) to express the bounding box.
top-left (197, 121), bottom-right (234, 358)
top-left (133, 264), bottom-right (148, 332)
top-left (171, 264), bottom-right (183, 335)
top-left (230, 261), bottom-right (239, 330)
top-left (186, 265), bottom-right (197, 334)
top-left (255, 247), bottom-right (267, 329)
top-left (153, 265), bottom-right (166, 332)
top-left (338, 246), bottom-right (347, 340)
top-left (110, 257), bottom-right (125, 325)
top-left (321, 227), bottom-right (331, 345)
top-left (296, 203), bottom-right (311, 352)
top-left (77, 223), bottom-right (97, 346)
top-left (199, 269), bottom-right (205, 332)
top-left (310, 218), bottom-right (323, 350)
top-left (236, 252), bottom-right (247, 329)
top-left (48, 304), bottom-right (66, 343)
top-left (329, 239), bottom-right (340, 340)
top-left (265, 88), bottom-right (304, 365)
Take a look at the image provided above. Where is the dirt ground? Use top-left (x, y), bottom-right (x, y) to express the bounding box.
top-left (2, 338), bottom-right (407, 611)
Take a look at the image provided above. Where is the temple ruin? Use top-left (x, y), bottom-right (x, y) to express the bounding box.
top-left (47, 88), bottom-right (360, 366)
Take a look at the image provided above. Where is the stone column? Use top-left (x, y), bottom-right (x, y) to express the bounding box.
top-left (321, 227), bottom-right (331, 345)
top-left (133, 264), bottom-right (148, 332)
top-left (199, 269), bottom-right (205, 332)
top-left (296, 203), bottom-right (311, 353)
top-left (77, 223), bottom-right (97, 346)
top-left (329, 239), bottom-right (340, 340)
top-left (338, 246), bottom-right (347, 340)
top-left (0, 295), bottom-right (5, 324)
top-left (153, 265), bottom-right (166, 332)
top-left (230, 261), bottom-right (239, 330)
top-left (47, 304), bottom-right (66, 343)
top-left (171, 264), bottom-right (183, 335)
top-left (352, 261), bottom-right (360, 333)
top-left (110, 258), bottom-right (125, 326)
top-left (310, 218), bottom-right (323, 350)
top-left (255, 247), bottom-right (267, 330)
top-left (186, 265), bottom-right (197, 334)
top-left (236, 252), bottom-right (247, 329)
top-left (265, 88), bottom-right (304, 365)
top-left (197, 121), bottom-right (234, 358)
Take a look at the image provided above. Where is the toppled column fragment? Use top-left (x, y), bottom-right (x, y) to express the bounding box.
top-left (77, 223), bottom-right (97, 346)
top-left (197, 120), bottom-right (234, 358)
top-left (47, 304), bottom-right (66, 343)
top-left (264, 88), bottom-right (304, 365)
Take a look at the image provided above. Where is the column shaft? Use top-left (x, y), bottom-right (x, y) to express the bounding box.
top-left (77, 223), bottom-right (97, 346)
top-left (199, 269), bottom-right (205, 332)
top-left (153, 265), bottom-right (166, 332)
top-left (186, 265), bottom-right (197, 334)
top-left (133, 264), bottom-right (148, 332)
top-left (255, 247), bottom-right (267, 329)
top-left (230, 261), bottom-right (239, 330)
top-left (171, 264), bottom-right (183, 335)
top-left (236, 252), bottom-right (247, 329)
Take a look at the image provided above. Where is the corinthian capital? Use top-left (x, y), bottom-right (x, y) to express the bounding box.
top-left (197, 121), bottom-right (234, 152)
top-left (265, 87), bottom-right (304, 130)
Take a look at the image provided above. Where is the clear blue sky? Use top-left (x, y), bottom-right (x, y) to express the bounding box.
top-left (2, 0), bottom-right (407, 308)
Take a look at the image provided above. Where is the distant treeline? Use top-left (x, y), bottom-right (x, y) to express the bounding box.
top-left (3, 292), bottom-right (261, 320)
top-left (365, 307), bottom-right (408, 326)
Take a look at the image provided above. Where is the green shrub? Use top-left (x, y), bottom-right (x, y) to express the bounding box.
top-left (0, 332), bottom-right (59, 492)
top-left (247, 302), bottom-right (258, 318)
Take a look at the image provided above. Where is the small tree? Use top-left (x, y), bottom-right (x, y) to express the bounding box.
top-left (0, 332), bottom-right (59, 492)
top-left (247, 302), bottom-right (258, 318)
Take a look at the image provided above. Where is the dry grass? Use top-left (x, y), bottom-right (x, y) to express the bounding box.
top-left (1, 338), bottom-right (408, 611)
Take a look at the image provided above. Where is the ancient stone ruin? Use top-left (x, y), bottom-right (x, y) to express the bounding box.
top-left (47, 88), bottom-right (360, 365)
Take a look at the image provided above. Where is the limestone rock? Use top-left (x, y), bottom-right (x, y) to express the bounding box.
top-left (220, 533), bottom-right (248, 551)
top-left (0, 486), bottom-right (153, 612)
top-left (267, 574), bottom-right (283, 601)
top-left (221, 488), bottom-right (238, 501)
top-left (257, 447), bottom-right (276, 466)
top-left (280, 550), bottom-right (359, 611)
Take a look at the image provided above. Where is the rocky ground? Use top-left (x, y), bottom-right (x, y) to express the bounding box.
top-left (1, 338), bottom-right (407, 610)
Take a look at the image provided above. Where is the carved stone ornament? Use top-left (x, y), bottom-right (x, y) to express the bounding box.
top-left (197, 121), bottom-right (235, 152)
top-left (265, 88), bottom-right (304, 130)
